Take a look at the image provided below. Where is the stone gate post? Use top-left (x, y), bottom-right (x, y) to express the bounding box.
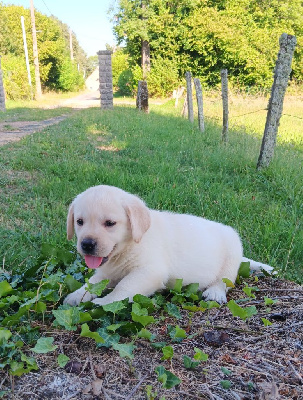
top-left (97, 50), bottom-right (113, 109)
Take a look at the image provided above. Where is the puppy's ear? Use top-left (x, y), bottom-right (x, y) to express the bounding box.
top-left (124, 195), bottom-right (151, 243)
top-left (66, 203), bottom-right (75, 240)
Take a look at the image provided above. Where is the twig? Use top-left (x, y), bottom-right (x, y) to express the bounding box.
top-left (288, 361), bottom-right (303, 384)
top-left (89, 350), bottom-right (97, 380)
top-left (125, 375), bottom-right (147, 400)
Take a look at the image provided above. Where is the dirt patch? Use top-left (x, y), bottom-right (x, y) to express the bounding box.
top-left (1, 277), bottom-right (302, 400)
top-left (0, 116), bottom-right (69, 146)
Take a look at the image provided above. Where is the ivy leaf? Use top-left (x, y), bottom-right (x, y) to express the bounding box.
top-left (169, 325), bottom-right (187, 341)
top-left (112, 343), bottom-right (136, 359)
top-left (183, 355), bottom-right (200, 369)
top-left (31, 337), bottom-right (58, 353)
top-left (165, 303), bottom-right (182, 319)
top-left (80, 323), bottom-right (105, 343)
top-left (155, 366), bottom-right (181, 389)
top-left (64, 275), bottom-right (83, 292)
top-left (193, 348), bottom-right (208, 361)
top-left (57, 354), bottom-right (70, 368)
top-left (221, 367), bottom-right (232, 376)
top-left (261, 318), bottom-right (273, 327)
top-left (220, 380), bottom-right (232, 389)
top-left (86, 279), bottom-right (109, 296)
top-left (131, 303), bottom-right (155, 327)
top-left (222, 278), bottom-right (235, 288)
top-left (0, 281), bottom-right (13, 297)
top-left (52, 307), bottom-right (80, 331)
top-left (264, 296), bottom-right (277, 306)
top-left (133, 294), bottom-right (155, 312)
top-left (173, 279), bottom-right (183, 293)
top-left (238, 261), bottom-right (251, 278)
top-left (96, 328), bottom-right (120, 348)
top-left (102, 300), bottom-right (126, 314)
top-left (161, 345), bottom-right (174, 360)
top-left (0, 329), bottom-right (12, 343)
top-left (137, 328), bottom-right (156, 341)
top-left (227, 300), bottom-right (257, 321)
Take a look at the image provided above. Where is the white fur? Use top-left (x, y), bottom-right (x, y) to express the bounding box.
top-left (64, 185), bottom-right (273, 306)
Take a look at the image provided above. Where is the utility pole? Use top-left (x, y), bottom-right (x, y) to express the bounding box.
top-left (21, 16), bottom-right (33, 99)
top-left (30, 0), bottom-right (42, 99)
top-left (69, 28), bottom-right (74, 60)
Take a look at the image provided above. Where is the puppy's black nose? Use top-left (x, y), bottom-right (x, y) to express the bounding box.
top-left (81, 238), bottom-right (97, 254)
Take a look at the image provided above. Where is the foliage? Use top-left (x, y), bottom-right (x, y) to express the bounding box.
top-left (0, 4), bottom-right (86, 97)
top-left (112, 0), bottom-right (303, 91)
top-left (1, 54), bottom-right (32, 100)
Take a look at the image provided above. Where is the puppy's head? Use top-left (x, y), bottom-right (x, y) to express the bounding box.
top-left (67, 185), bottom-right (151, 267)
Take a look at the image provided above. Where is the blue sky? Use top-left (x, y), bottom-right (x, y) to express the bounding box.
top-left (2, 0), bottom-right (117, 56)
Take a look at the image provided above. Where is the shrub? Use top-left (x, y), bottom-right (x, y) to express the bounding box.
top-left (1, 55), bottom-right (32, 100)
top-left (57, 58), bottom-right (84, 92)
top-left (147, 57), bottom-right (180, 97)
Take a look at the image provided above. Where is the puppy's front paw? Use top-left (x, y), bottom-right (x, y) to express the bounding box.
top-left (202, 287), bottom-right (227, 304)
top-left (64, 288), bottom-right (96, 306)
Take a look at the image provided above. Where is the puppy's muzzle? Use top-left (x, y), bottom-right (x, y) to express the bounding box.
top-left (81, 238), bottom-right (97, 254)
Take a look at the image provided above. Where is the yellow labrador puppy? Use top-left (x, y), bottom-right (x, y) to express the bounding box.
top-left (64, 185), bottom-right (272, 306)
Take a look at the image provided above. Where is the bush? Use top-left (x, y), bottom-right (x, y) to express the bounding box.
top-left (1, 55), bottom-right (32, 100)
top-left (147, 57), bottom-right (180, 97)
top-left (57, 58), bottom-right (84, 92)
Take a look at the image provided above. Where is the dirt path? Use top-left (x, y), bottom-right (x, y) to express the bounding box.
top-left (0, 91), bottom-right (101, 147)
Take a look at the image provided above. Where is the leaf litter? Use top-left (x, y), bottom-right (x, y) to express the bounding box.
top-left (0, 268), bottom-right (302, 400)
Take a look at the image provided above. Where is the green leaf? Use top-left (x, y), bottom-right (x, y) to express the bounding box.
top-left (133, 294), bottom-right (155, 312)
top-left (222, 278), bottom-right (235, 288)
top-left (64, 274), bottom-right (83, 292)
top-left (221, 367), bottom-right (232, 376)
top-left (34, 301), bottom-right (47, 313)
top-left (102, 300), bottom-right (126, 314)
top-left (137, 328), bottom-right (156, 341)
top-left (112, 343), bottom-right (136, 359)
top-left (52, 307), bottom-right (80, 331)
top-left (264, 296), bottom-right (277, 306)
top-left (86, 279), bottom-right (109, 296)
top-left (155, 366), bottom-right (181, 389)
top-left (173, 279), bottom-right (183, 293)
top-left (169, 325), bottom-right (187, 341)
top-left (183, 355), bottom-right (200, 369)
top-left (238, 261), bottom-right (251, 278)
top-left (96, 328), bottom-right (120, 348)
top-left (261, 318), bottom-right (273, 327)
top-left (161, 345), bottom-right (174, 360)
top-left (220, 380), bottom-right (232, 389)
top-left (31, 337), bottom-right (58, 354)
top-left (227, 300), bottom-right (257, 321)
top-left (131, 303), bottom-right (155, 327)
top-left (80, 323), bottom-right (105, 343)
top-left (165, 303), bottom-right (182, 319)
top-left (57, 354), bottom-right (70, 367)
top-left (0, 280), bottom-right (13, 297)
top-left (193, 348), bottom-right (208, 361)
top-left (0, 329), bottom-right (12, 343)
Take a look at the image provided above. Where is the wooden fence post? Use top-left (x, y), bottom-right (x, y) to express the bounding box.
top-left (221, 69), bottom-right (228, 143)
top-left (185, 71), bottom-right (194, 123)
top-left (257, 33), bottom-right (297, 169)
top-left (194, 78), bottom-right (205, 132)
top-left (136, 80), bottom-right (149, 113)
top-left (0, 56), bottom-right (6, 112)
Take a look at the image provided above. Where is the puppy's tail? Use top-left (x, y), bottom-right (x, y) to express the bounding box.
top-left (242, 257), bottom-right (274, 274)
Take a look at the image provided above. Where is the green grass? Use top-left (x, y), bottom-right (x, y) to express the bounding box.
top-left (0, 97), bottom-right (302, 283)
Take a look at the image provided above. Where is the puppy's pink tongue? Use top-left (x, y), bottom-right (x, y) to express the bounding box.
top-left (84, 255), bottom-right (103, 269)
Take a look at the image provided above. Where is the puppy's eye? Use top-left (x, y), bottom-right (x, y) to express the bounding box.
top-left (105, 220), bottom-right (116, 227)
top-left (77, 219), bottom-right (84, 226)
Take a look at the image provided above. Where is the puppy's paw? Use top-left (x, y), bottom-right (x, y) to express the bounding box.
top-left (202, 286), bottom-right (227, 304)
top-left (91, 297), bottom-right (111, 306)
top-left (64, 288), bottom-right (96, 306)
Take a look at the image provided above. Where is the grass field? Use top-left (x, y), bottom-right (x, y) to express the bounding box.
top-left (0, 93), bottom-right (302, 284)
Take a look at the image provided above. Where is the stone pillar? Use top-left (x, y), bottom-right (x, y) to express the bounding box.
top-left (136, 80), bottom-right (149, 113)
top-left (97, 50), bottom-right (113, 109)
top-left (0, 56), bottom-right (6, 112)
